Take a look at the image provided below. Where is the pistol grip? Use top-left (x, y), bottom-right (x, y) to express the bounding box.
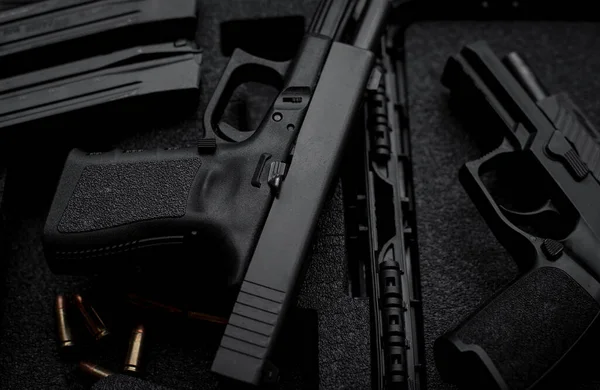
top-left (445, 141), bottom-right (600, 388)
top-left (435, 261), bottom-right (600, 390)
top-left (203, 48), bottom-right (290, 143)
top-left (42, 146), bottom-right (275, 287)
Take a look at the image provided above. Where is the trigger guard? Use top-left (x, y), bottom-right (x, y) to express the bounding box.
top-left (203, 48), bottom-right (290, 143)
top-left (459, 138), bottom-right (541, 268)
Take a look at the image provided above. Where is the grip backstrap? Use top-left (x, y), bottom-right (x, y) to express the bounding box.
top-left (435, 266), bottom-right (600, 390)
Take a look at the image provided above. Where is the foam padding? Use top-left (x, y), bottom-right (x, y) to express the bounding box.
top-left (92, 375), bottom-right (171, 390)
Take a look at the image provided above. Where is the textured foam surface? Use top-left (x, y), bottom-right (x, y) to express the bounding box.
top-left (92, 375), bottom-right (171, 390)
top-left (406, 21), bottom-right (600, 389)
top-left (6, 4), bottom-right (600, 390)
top-left (0, 0), bottom-right (371, 389)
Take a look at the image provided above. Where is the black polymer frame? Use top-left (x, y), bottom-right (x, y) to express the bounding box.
top-left (342, 1), bottom-right (600, 389)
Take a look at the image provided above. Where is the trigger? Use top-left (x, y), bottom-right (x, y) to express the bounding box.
top-left (499, 199), bottom-right (560, 220)
top-left (500, 200), bottom-right (564, 239)
top-left (218, 120), bottom-right (254, 143)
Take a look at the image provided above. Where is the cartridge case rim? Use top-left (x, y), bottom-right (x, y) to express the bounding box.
top-left (79, 361), bottom-right (114, 379)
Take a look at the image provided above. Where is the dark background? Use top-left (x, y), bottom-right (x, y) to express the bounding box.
top-left (2, 0), bottom-right (600, 389)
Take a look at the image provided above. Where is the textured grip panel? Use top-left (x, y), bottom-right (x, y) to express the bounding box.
top-left (58, 158), bottom-right (201, 233)
top-left (437, 267), bottom-right (600, 389)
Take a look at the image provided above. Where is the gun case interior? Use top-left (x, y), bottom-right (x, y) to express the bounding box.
top-left (0, 0), bottom-right (600, 389)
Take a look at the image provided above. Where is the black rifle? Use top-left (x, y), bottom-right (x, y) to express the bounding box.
top-left (435, 41), bottom-right (600, 390)
top-left (43, 0), bottom-right (392, 385)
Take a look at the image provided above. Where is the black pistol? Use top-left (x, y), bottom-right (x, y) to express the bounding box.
top-left (435, 41), bottom-right (600, 390)
top-left (43, 0), bottom-right (392, 385)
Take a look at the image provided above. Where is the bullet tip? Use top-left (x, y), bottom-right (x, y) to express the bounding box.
top-left (56, 294), bottom-right (66, 308)
top-left (95, 329), bottom-right (111, 341)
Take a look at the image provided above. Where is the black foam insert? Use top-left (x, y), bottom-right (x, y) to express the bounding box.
top-left (7, 3), bottom-right (600, 390)
top-left (406, 21), bottom-right (600, 389)
top-left (92, 375), bottom-right (171, 390)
